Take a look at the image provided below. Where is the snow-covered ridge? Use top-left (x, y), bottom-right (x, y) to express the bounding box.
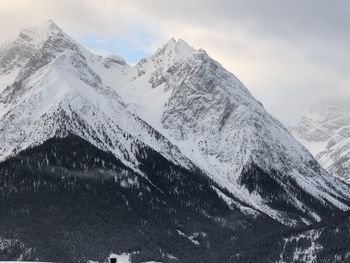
top-left (1, 20), bottom-right (350, 224)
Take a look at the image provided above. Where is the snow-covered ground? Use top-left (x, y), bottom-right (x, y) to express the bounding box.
top-left (87, 253), bottom-right (162, 263)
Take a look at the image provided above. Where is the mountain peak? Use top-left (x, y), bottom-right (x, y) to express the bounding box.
top-left (154, 37), bottom-right (196, 61)
top-left (43, 19), bottom-right (64, 34)
top-left (17, 20), bottom-right (65, 48)
top-left (0, 20), bottom-right (68, 75)
top-left (46, 19), bottom-right (57, 27)
top-left (164, 37), bottom-right (176, 46)
top-left (145, 37), bottom-right (196, 72)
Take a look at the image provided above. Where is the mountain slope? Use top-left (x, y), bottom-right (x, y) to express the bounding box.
top-left (238, 210), bottom-right (350, 263)
top-left (0, 20), bottom-right (350, 227)
top-left (0, 134), bottom-right (281, 263)
top-left (104, 38), bottom-right (350, 224)
top-left (1, 134), bottom-right (347, 263)
top-left (0, 21), bottom-right (193, 175)
top-left (291, 99), bottom-right (350, 183)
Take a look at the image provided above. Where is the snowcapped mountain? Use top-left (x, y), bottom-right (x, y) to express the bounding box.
top-left (104, 37), bottom-right (350, 224)
top-left (0, 20), bottom-right (193, 174)
top-left (2, 19), bottom-right (350, 262)
top-left (291, 99), bottom-right (350, 183)
top-left (1, 21), bottom-right (350, 227)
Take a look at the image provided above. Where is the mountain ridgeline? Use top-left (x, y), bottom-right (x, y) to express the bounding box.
top-left (0, 20), bottom-right (350, 262)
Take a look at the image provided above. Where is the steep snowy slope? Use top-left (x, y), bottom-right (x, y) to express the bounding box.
top-left (106, 38), bottom-right (350, 224)
top-left (291, 99), bottom-right (350, 183)
top-left (0, 21), bottom-right (193, 174)
top-left (0, 21), bottom-right (56, 114)
top-left (0, 20), bottom-right (64, 95)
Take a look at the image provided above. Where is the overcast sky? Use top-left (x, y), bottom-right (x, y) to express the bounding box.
top-left (0, 0), bottom-right (349, 125)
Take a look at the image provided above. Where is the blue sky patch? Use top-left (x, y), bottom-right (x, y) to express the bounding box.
top-left (76, 29), bottom-right (161, 65)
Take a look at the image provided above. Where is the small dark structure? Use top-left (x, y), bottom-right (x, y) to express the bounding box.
top-left (108, 254), bottom-right (117, 263)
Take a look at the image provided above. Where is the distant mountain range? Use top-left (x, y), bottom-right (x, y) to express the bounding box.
top-left (1, 20), bottom-right (350, 263)
top-left (291, 99), bottom-right (350, 184)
